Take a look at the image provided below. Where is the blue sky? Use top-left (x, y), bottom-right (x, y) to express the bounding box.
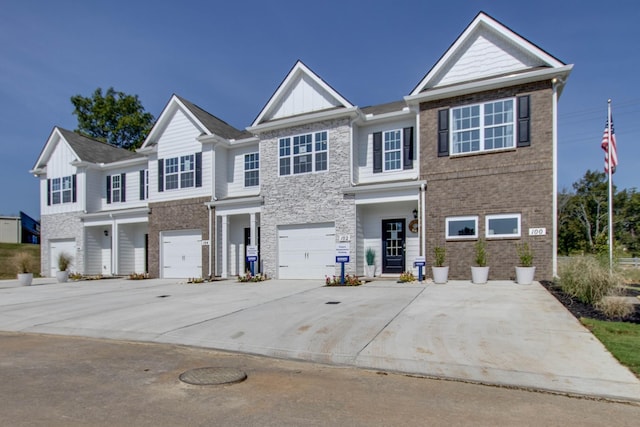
top-left (1, 0), bottom-right (638, 219)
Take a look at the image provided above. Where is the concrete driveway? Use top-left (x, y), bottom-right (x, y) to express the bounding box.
top-left (0, 277), bottom-right (638, 401)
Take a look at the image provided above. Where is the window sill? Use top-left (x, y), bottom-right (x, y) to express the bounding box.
top-left (450, 146), bottom-right (517, 158)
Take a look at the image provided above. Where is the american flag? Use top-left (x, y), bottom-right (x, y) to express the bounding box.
top-left (601, 116), bottom-right (618, 174)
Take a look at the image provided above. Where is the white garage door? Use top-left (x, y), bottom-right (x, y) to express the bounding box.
top-left (161, 229), bottom-right (202, 278)
top-left (278, 223), bottom-right (335, 279)
top-left (50, 239), bottom-right (76, 277)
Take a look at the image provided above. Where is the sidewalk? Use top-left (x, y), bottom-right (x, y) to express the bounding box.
top-left (0, 277), bottom-right (638, 401)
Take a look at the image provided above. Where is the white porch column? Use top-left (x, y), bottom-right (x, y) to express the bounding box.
top-left (221, 214), bottom-right (229, 279)
top-left (250, 212), bottom-right (256, 246)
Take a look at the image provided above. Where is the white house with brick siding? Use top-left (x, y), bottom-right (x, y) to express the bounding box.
top-left (33, 11), bottom-right (571, 281)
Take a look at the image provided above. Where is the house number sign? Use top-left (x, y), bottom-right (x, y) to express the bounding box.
top-left (528, 228), bottom-right (546, 236)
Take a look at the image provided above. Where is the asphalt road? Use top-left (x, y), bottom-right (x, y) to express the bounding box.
top-left (1, 332), bottom-right (639, 427)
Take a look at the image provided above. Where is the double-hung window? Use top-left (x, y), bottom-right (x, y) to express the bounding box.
top-left (51, 178), bottom-right (61, 204)
top-left (180, 154), bottom-right (195, 188)
top-left (384, 130), bottom-right (402, 171)
top-left (165, 158), bottom-right (179, 190)
top-left (244, 153), bottom-right (259, 187)
top-left (111, 175), bottom-right (121, 203)
top-left (451, 99), bottom-right (515, 154)
top-left (279, 131), bottom-right (328, 176)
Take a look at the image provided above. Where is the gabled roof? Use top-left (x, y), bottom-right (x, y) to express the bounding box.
top-left (32, 127), bottom-right (143, 171)
top-left (250, 60), bottom-right (354, 128)
top-left (409, 11), bottom-right (569, 96)
top-left (141, 94), bottom-right (250, 148)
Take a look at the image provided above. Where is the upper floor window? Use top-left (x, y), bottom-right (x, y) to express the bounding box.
top-left (373, 127), bottom-right (414, 173)
top-left (279, 131), bottom-right (328, 176)
top-left (384, 130), bottom-right (402, 171)
top-left (111, 175), bottom-right (121, 203)
top-left (139, 169), bottom-right (149, 200)
top-left (157, 152), bottom-right (202, 193)
top-left (451, 99), bottom-right (515, 155)
top-left (47, 175), bottom-right (76, 205)
top-left (107, 173), bottom-right (125, 204)
top-left (244, 153), bottom-right (259, 187)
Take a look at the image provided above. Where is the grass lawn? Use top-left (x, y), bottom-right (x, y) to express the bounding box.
top-left (581, 318), bottom-right (640, 377)
top-left (0, 243), bottom-right (40, 279)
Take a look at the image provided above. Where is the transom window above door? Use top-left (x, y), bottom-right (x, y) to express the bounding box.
top-left (279, 131), bottom-right (328, 176)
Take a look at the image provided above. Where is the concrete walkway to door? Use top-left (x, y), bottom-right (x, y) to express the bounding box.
top-left (0, 277), bottom-right (638, 402)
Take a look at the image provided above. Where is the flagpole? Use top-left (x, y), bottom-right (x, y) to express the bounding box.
top-left (607, 99), bottom-right (613, 274)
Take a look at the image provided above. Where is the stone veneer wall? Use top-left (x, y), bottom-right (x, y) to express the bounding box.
top-left (420, 81), bottom-right (554, 280)
top-left (147, 196), bottom-right (212, 278)
top-left (40, 212), bottom-right (85, 277)
top-left (259, 117), bottom-right (356, 279)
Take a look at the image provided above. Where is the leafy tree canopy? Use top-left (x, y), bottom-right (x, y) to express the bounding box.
top-left (71, 87), bottom-right (154, 150)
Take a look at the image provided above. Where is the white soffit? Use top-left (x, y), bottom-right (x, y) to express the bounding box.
top-left (251, 60), bottom-right (353, 126)
top-left (410, 12), bottom-right (566, 96)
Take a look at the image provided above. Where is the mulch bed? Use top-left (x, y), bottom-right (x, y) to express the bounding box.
top-left (540, 280), bottom-right (640, 324)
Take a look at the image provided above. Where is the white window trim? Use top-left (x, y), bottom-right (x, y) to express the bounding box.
top-left (485, 213), bottom-right (521, 239)
top-left (165, 157), bottom-right (179, 190)
top-left (446, 215), bottom-right (479, 240)
top-left (51, 177), bottom-right (61, 205)
top-left (450, 97), bottom-right (516, 156)
top-left (278, 131), bottom-right (328, 176)
top-left (144, 169), bottom-right (149, 200)
top-left (383, 129), bottom-right (403, 172)
top-left (244, 152), bottom-right (260, 188)
top-left (111, 174), bottom-right (121, 203)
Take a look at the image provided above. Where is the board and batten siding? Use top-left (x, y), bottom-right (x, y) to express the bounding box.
top-left (41, 141), bottom-right (81, 215)
top-left (355, 118), bottom-right (418, 185)
top-left (269, 73), bottom-right (340, 121)
top-left (148, 108), bottom-right (212, 202)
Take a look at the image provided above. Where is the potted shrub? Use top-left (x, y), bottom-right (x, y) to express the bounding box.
top-left (365, 247), bottom-right (376, 278)
top-left (13, 252), bottom-right (35, 286)
top-left (56, 252), bottom-right (73, 283)
top-left (431, 246), bottom-right (449, 284)
top-left (471, 238), bottom-right (489, 284)
top-left (515, 242), bottom-right (536, 285)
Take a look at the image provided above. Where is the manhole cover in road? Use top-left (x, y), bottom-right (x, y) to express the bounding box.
top-left (179, 367), bottom-right (247, 385)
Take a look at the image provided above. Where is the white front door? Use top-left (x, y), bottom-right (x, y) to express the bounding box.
top-left (161, 229), bottom-right (202, 278)
top-left (278, 223), bottom-right (335, 279)
top-left (50, 239), bottom-right (75, 277)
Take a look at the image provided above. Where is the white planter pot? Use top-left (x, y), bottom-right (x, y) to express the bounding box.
top-left (17, 273), bottom-right (33, 286)
top-left (56, 271), bottom-right (69, 283)
top-left (431, 266), bottom-right (449, 284)
top-left (365, 264), bottom-right (376, 278)
top-left (515, 266), bottom-right (536, 285)
top-left (471, 266), bottom-right (489, 284)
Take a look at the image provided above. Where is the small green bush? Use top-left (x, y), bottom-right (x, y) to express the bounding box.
top-left (516, 242), bottom-right (534, 267)
top-left (325, 275), bottom-right (362, 286)
top-left (474, 239), bottom-right (487, 267)
top-left (558, 256), bottom-right (622, 305)
top-left (434, 246), bottom-right (446, 267)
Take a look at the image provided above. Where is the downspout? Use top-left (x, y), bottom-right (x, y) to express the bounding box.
top-left (552, 78), bottom-right (559, 278)
top-left (421, 182), bottom-right (426, 257)
top-left (207, 204), bottom-right (213, 278)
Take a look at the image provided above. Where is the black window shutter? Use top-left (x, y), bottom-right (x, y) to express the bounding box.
top-left (438, 109), bottom-right (450, 157)
top-left (106, 175), bottom-right (111, 204)
top-left (158, 159), bottom-right (164, 192)
top-left (403, 127), bottom-right (414, 170)
top-left (47, 179), bottom-right (51, 206)
top-left (139, 170), bottom-right (145, 200)
top-left (120, 173), bottom-right (126, 202)
top-left (517, 95), bottom-right (531, 147)
top-left (195, 152), bottom-right (202, 187)
top-left (72, 174), bottom-right (77, 203)
top-left (373, 132), bottom-right (382, 173)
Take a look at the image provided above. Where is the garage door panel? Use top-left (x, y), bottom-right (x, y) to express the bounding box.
top-left (162, 230), bottom-right (201, 279)
top-left (50, 239), bottom-right (75, 277)
top-left (278, 223), bottom-right (335, 280)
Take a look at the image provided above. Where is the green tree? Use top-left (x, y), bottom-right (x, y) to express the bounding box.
top-left (71, 87), bottom-right (154, 150)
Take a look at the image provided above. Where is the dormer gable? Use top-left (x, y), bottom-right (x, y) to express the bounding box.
top-left (140, 94), bottom-right (249, 150)
top-left (250, 60), bottom-right (354, 128)
top-left (32, 127), bottom-right (141, 173)
top-left (410, 12), bottom-right (568, 96)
